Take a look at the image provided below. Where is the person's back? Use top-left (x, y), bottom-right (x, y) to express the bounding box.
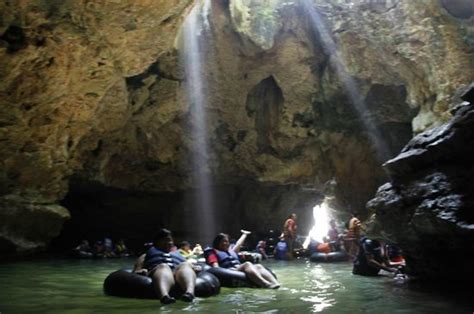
top-left (344, 213), bottom-right (362, 259)
top-left (274, 240), bottom-right (288, 260)
top-left (353, 237), bottom-right (393, 276)
top-left (282, 213), bottom-right (297, 259)
top-left (283, 214), bottom-right (297, 239)
top-left (346, 215), bottom-right (361, 239)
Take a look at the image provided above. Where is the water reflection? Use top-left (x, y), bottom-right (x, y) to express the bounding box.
top-left (0, 258), bottom-right (471, 313)
top-left (300, 262), bottom-right (338, 312)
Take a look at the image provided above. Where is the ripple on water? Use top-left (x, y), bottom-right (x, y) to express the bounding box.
top-left (0, 258), bottom-right (472, 313)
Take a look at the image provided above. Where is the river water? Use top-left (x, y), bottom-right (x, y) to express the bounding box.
top-left (0, 257), bottom-right (471, 313)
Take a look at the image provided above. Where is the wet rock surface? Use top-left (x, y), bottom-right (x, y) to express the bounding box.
top-left (368, 85), bottom-right (474, 281)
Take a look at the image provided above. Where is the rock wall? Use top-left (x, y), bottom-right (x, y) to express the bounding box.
top-left (0, 0), bottom-right (472, 254)
top-left (367, 85), bottom-right (474, 281)
top-left (0, 0), bottom-right (193, 253)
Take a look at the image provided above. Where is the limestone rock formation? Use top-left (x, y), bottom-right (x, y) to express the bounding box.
top-left (367, 85), bottom-right (474, 281)
top-left (0, 0), bottom-right (193, 253)
top-left (229, 0), bottom-right (284, 51)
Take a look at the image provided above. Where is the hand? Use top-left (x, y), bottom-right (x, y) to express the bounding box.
top-left (192, 264), bottom-right (202, 272)
top-left (241, 229), bottom-right (251, 235)
top-left (135, 269), bottom-right (148, 276)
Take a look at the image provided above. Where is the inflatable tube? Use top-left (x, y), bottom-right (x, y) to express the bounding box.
top-left (207, 267), bottom-right (253, 288)
top-left (310, 251), bottom-right (348, 263)
top-left (239, 252), bottom-right (262, 264)
top-left (207, 266), bottom-right (277, 288)
top-left (103, 269), bottom-right (220, 299)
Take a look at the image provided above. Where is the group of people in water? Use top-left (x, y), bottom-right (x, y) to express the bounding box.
top-left (74, 237), bottom-right (131, 258)
top-left (131, 228), bottom-right (281, 304)
top-left (98, 211), bottom-right (406, 305)
top-left (271, 212), bottom-right (404, 275)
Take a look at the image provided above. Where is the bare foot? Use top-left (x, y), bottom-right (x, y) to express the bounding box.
top-left (267, 283), bottom-right (281, 289)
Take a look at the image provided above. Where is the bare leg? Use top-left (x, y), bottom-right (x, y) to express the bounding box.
top-left (150, 264), bottom-right (175, 303)
top-left (285, 238), bottom-right (294, 260)
top-left (174, 262), bottom-right (196, 299)
top-left (236, 262), bottom-right (272, 288)
top-left (254, 264), bottom-right (280, 288)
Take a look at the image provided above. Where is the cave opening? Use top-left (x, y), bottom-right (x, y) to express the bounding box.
top-left (303, 197), bottom-right (332, 249)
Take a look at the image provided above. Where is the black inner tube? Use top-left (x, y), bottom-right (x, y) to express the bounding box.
top-left (309, 251), bottom-right (348, 263)
top-left (103, 268), bottom-right (220, 299)
top-left (206, 266), bottom-right (277, 288)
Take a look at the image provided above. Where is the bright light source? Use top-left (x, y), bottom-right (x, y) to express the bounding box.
top-left (303, 198), bottom-right (331, 249)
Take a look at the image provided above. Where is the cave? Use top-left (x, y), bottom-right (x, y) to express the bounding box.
top-left (52, 178), bottom-right (322, 254)
top-left (0, 0), bottom-right (473, 312)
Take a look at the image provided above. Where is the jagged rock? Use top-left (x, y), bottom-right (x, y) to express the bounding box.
top-left (0, 195), bottom-right (70, 254)
top-left (368, 85), bottom-right (474, 281)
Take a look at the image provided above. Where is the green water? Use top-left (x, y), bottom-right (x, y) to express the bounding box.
top-left (0, 258), bottom-right (471, 313)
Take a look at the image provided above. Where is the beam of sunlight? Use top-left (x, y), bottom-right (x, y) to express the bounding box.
top-left (181, 0), bottom-right (216, 244)
top-left (302, 0), bottom-right (391, 162)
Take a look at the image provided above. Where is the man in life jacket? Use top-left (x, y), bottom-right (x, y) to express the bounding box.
top-left (206, 232), bottom-right (280, 289)
top-left (344, 212), bottom-right (363, 259)
top-left (353, 237), bottom-right (398, 276)
top-left (133, 228), bottom-right (196, 304)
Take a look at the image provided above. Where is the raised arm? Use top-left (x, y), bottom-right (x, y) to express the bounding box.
top-left (233, 230), bottom-right (251, 252)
